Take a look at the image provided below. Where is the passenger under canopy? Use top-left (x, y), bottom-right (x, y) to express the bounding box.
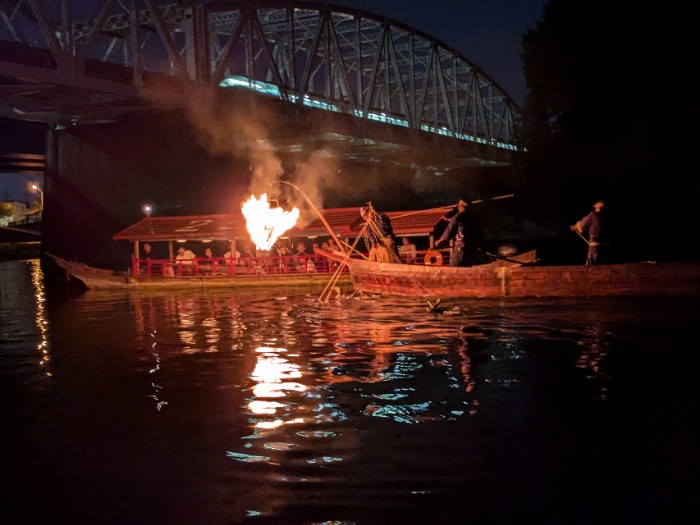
top-left (112, 206), bottom-right (450, 278)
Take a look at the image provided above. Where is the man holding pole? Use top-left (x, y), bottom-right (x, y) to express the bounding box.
top-left (571, 200), bottom-right (607, 265)
top-left (435, 197), bottom-right (487, 267)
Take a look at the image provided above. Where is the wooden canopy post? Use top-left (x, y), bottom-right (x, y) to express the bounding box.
top-left (132, 241), bottom-right (140, 276)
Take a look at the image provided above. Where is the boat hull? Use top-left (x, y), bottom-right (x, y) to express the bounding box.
top-left (47, 253), bottom-right (350, 290)
top-left (344, 258), bottom-right (700, 298)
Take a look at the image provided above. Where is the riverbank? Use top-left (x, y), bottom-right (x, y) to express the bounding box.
top-left (0, 242), bottom-right (41, 260)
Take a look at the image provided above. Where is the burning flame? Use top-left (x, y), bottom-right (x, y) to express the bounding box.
top-left (242, 193), bottom-right (300, 250)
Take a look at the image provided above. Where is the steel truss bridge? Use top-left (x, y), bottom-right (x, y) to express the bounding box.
top-left (0, 0), bottom-right (523, 169)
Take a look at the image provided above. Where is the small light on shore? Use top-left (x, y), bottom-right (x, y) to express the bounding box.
top-left (29, 183), bottom-right (44, 210)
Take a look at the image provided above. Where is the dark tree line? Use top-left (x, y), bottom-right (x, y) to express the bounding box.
top-left (515, 0), bottom-right (699, 262)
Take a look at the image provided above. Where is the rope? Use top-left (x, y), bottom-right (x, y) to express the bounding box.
top-left (319, 205), bottom-right (442, 302)
top-left (363, 207), bottom-right (402, 264)
top-left (319, 225), bottom-right (367, 302)
top-left (318, 206), bottom-right (404, 302)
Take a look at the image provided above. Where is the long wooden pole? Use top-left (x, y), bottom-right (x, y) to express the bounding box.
top-left (573, 229), bottom-right (590, 245)
top-left (273, 181), bottom-right (347, 255)
top-left (392, 193), bottom-right (515, 219)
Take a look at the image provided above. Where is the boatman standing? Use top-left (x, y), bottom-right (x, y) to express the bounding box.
top-left (570, 200), bottom-right (607, 265)
top-left (434, 197), bottom-right (487, 267)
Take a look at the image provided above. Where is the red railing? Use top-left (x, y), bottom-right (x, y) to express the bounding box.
top-left (132, 254), bottom-right (347, 278)
top-left (132, 249), bottom-right (451, 277)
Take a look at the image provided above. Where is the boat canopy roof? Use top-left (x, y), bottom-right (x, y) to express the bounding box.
top-left (112, 206), bottom-right (448, 242)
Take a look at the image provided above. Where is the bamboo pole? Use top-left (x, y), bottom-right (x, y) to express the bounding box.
top-left (272, 181), bottom-right (347, 255)
top-left (391, 193), bottom-right (515, 219)
top-left (573, 229), bottom-right (590, 245)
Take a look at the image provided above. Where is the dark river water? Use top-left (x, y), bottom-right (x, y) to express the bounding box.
top-left (1, 259), bottom-right (699, 524)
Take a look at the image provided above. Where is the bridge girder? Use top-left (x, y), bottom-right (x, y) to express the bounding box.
top-left (0, 0), bottom-right (522, 165)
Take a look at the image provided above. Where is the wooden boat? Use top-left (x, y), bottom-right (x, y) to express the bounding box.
top-left (44, 205), bottom-right (449, 291)
top-left (319, 249), bottom-right (700, 298)
top-left (46, 252), bottom-right (347, 290)
top-left (47, 203), bottom-right (700, 297)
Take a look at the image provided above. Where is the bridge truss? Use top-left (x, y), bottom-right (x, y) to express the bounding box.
top-left (0, 0), bottom-right (522, 152)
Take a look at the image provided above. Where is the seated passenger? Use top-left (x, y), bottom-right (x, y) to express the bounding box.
top-left (399, 236), bottom-right (417, 264)
top-left (274, 242), bottom-right (290, 273)
top-left (239, 245), bottom-right (258, 271)
top-left (201, 247), bottom-right (217, 274)
top-left (290, 241), bottom-right (309, 272)
top-left (140, 242), bottom-right (156, 276)
top-left (306, 258), bottom-right (316, 273)
top-left (176, 245), bottom-right (196, 263)
top-left (255, 249), bottom-right (270, 274)
top-left (175, 245), bottom-right (196, 274)
top-left (218, 247), bottom-right (239, 273)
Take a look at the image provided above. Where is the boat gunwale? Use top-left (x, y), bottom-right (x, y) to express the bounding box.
top-left (45, 252), bottom-right (350, 290)
top-left (316, 249), bottom-right (700, 298)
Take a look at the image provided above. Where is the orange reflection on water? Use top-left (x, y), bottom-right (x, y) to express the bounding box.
top-left (133, 294), bottom-right (245, 353)
top-left (30, 260), bottom-right (51, 377)
top-left (249, 346), bottom-right (308, 429)
top-left (248, 400), bottom-right (285, 414)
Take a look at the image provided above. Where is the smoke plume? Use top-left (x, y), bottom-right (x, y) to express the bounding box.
top-left (140, 79), bottom-right (344, 218)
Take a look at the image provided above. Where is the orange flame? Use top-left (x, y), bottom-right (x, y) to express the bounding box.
top-left (242, 193), bottom-right (300, 250)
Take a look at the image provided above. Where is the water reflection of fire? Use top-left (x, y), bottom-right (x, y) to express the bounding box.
top-left (241, 194), bottom-right (300, 250)
top-left (249, 346), bottom-right (307, 430)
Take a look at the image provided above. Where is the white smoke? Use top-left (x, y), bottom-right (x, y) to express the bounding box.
top-left (140, 80), bottom-right (343, 218)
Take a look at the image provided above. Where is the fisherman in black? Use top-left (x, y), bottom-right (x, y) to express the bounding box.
top-left (434, 197), bottom-right (487, 267)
